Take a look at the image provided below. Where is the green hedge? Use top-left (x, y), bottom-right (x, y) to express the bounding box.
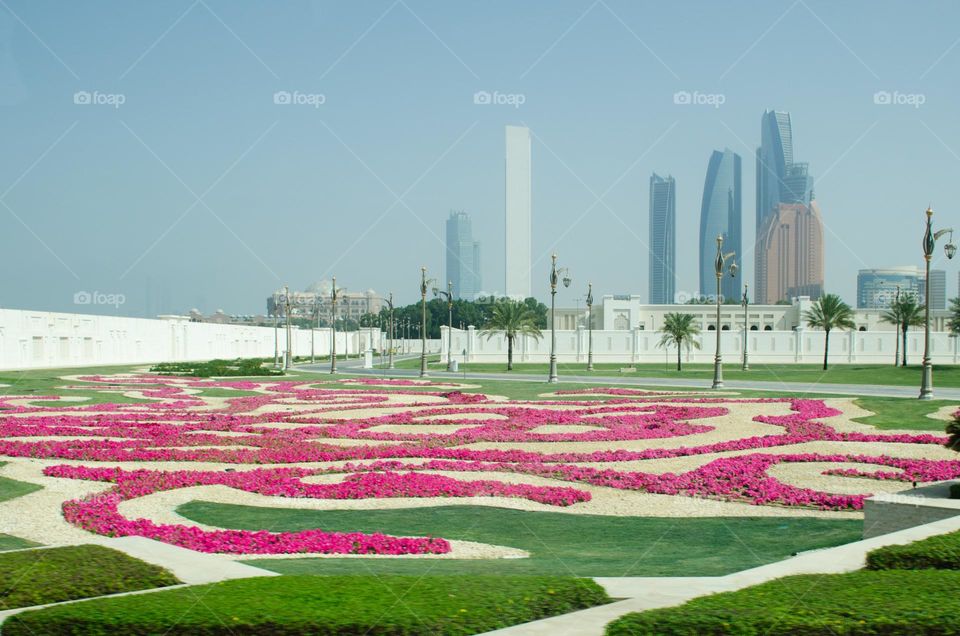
top-left (149, 358), bottom-right (283, 377)
top-left (605, 570), bottom-right (960, 635)
top-left (867, 530), bottom-right (960, 570)
top-left (5, 575), bottom-right (609, 635)
top-left (0, 545), bottom-right (179, 610)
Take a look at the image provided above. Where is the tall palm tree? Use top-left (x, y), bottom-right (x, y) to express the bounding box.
top-left (803, 293), bottom-right (856, 370)
top-left (880, 295), bottom-right (924, 366)
top-left (656, 313), bottom-right (701, 371)
top-left (479, 299), bottom-right (542, 371)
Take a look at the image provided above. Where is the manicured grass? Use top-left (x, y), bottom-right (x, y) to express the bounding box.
top-left (150, 358), bottom-right (283, 377)
top-left (0, 463), bottom-right (42, 502)
top-left (0, 534), bottom-right (40, 552)
top-left (853, 397), bottom-right (953, 431)
top-left (0, 364), bottom-right (154, 406)
top-left (175, 503), bottom-right (862, 577)
top-left (5, 575), bottom-right (610, 636)
top-left (605, 570), bottom-right (960, 635)
top-left (867, 527), bottom-right (960, 570)
top-left (0, 544), bottom-right (180, 610)
top-left (394, 356), bottom-right (960, 388)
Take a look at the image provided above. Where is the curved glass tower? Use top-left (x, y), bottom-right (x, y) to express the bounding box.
top-left (648, 173), bottom-right (676, 304)
top-left (699, 148), bottom-right (742, 302)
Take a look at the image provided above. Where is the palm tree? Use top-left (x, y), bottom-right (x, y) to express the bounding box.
top-left (479, 299), bottom-right (542, 371)
top-left (803, 293), bottom-right (856, 371)
top-left (880, 295), bottom-right (924, 366)
top-left (656, 313), bottom-right (701, 371)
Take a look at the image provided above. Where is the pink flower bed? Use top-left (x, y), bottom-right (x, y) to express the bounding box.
top-left (2, 373), bottom-right (958, 554)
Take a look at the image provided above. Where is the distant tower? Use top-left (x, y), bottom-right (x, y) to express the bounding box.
top-left (505, 125), bottom-right (532, 299)
top-left (648, 173), bottom-right (676, 304)
top-left (445, 211), bottom-right (482, 299)
top-left (699, 149), bottom-right (742, 301)
top-left (756, 202), bottom-right (824, 303)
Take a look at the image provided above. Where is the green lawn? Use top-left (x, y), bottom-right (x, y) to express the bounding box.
top-left (606, 570), bottom-right (960, 635)
top-left (853, 397), bottom-right (954, 431)
top-left (5, 575), bottom-right (610, 636)
top-left (393, 356), bottom-right (960, 388)
top-left (0, 534), bottom-right (40, 552)
top-left (176, 503), bottom-right (862, 577)
top-left (0, 462), bottom-right (42, 502)
top-left (0, 545), bottom-right (180, 610)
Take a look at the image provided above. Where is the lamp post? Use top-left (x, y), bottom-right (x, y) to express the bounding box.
top-left (433, 281), bottom-right (454, 371)
top-left (548, 254), bottom-right (572, 384)
top-left (586, 282), bottom-right (594, 371)
top-left (919, 207), bottom-right (956, 400)
top-left (893, 285), bottom-right (900, 368)
top-left (712, 235), bottom-right (738, 389)
top-left (741, 283), bottom-right (749, 371)
top-left (283, 285), bottom-right (293, 369)
top-left (330, 276), bottom-right (339, 374)
top-left (273, 301), bottom-right (280, 369)
top-left (387, 293), bottom-right (395, 369)
top-left (420, 267), bottom-right (436, 378)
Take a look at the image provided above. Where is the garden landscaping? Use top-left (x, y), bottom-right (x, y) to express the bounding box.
top-left (0, 365), bottom-right (958, 632)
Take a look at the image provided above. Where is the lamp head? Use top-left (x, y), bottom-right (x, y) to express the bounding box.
top-left (729, 262), bottom-right (739, 278)
top-left (562, 276), bottom-right (572, 288)
top-left (946, 242), bottom-right (957, 260)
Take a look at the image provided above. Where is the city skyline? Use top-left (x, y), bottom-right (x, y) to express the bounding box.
top-left (698, 148), bottom-right (742, 302)
top-left (444, 210), bottom-right (482, 299)
top-left (2, 3), bottom-right (959, 315)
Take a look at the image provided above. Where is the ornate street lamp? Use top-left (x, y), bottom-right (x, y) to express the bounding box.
top-left (741, 283), bottom-right (749, 371)
top-left (283, 285), bottom-right (293, 370)
top-left (586, 282), bottom-right (594, 371)
top-left (712, 235), bottom-right (738, 389)
top-left (387, 293), bottom-right (395, 369)
top-left (433, 281), bottom-right (454, 371)
top-left (273, 291), bottom-right (282, 369)
top-left (893, 285), bottom-right (901, 368)
top-left (548, 254), bottom-right (572, 384)
top-left (919, 207), bottom-right (955, 400)
top-left (420, 267), bottom-right (436, 378)
top-left (330, 277), bottom-right (340, 374)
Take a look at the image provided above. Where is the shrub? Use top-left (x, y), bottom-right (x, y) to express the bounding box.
top-left (150, 358), bottom-right (283, 378)
top-left (605, 570), bottom-right (960, 635)
top-left (5, 575), bottom-right (609, 635)
top-left (867, 530), bottom-right (960, 570)
top-left (0, 545), bottom-right (179, 609)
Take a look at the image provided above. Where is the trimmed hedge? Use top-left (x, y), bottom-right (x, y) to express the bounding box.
top-left (605, 570), bottom-right (960, 635)
top-left (150, 358), bottom-right (283, 377)
top-left (0, 545), bottom-right (179, 610)
top-left (867, 530), bottom-right (960, 570)
top-left (5, 575), bottom-right (609, 635)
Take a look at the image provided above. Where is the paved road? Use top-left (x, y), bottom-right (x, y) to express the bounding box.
top-left (299, 357), bottom-right (960, 400)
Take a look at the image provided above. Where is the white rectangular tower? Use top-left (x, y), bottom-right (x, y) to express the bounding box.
top-left (505, 125), bottom-right (532, 299)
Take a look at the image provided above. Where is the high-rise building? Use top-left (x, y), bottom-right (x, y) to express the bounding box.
top-left (445, 211), bottom-right (482, 299)
top-left (699, 149), bottom-right (742, 301)
top-left (756, 202), bottom-right (824, 303)
top-left (756, 110), bottom-right (794, 232)
top-left (856, 267), bottom-right (925, 308)
top-left (648, 173), bottom-right (676, 304)
top-left (929, 269), bottom-right (946, 310)
top-left (505, 125), bottom-right (532, 299)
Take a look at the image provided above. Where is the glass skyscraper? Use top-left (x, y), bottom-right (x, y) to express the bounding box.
top-left (648, 173), bottom-right (676, 304)
top-left (699, 149), bottom-right (742, 302)
top-left (756, 110), bottom-right (794, 231)
top-left (445, 211), bottom-right (481, 299)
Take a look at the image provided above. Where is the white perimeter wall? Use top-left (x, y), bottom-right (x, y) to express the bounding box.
top-left (0, 308), bottom-right (443, 371)
top-left (442, 326), bottom-right (960, 365)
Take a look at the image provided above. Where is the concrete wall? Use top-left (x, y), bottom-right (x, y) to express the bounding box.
top-left (442, 325), bottom-right (960, 365)
top-left (0, 308), bottom-right (424, 370)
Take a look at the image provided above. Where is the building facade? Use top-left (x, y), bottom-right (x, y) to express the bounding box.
top-left (505, 125), bottom-right (532, 299)
top-left (856, 267), bottom-right (946, 309)
top-left (699, 149), bottom-right (742, 302)
top-left (756, 202), bottom-right (825, 303)
top-left (648, 173), bottom-right (676, 304)
top-left (266, 281), bottom-right (383, 322)
top-left (445, 211), bottom-right (482, 299)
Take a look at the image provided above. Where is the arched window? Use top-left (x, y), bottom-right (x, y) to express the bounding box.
top-left (858, 326), bottom-right (866, 332)
top-left (749, 325), bottom-right (759, 331)
top-left (707, 325), bottom-right (716, 331)
top-left (721, 325), bottom-right (730, 331)
top-left (764, 325), bottom-right (773, 331)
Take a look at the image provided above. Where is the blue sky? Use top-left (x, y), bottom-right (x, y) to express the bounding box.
top-left (1, 1), bottom-right (959, 315)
